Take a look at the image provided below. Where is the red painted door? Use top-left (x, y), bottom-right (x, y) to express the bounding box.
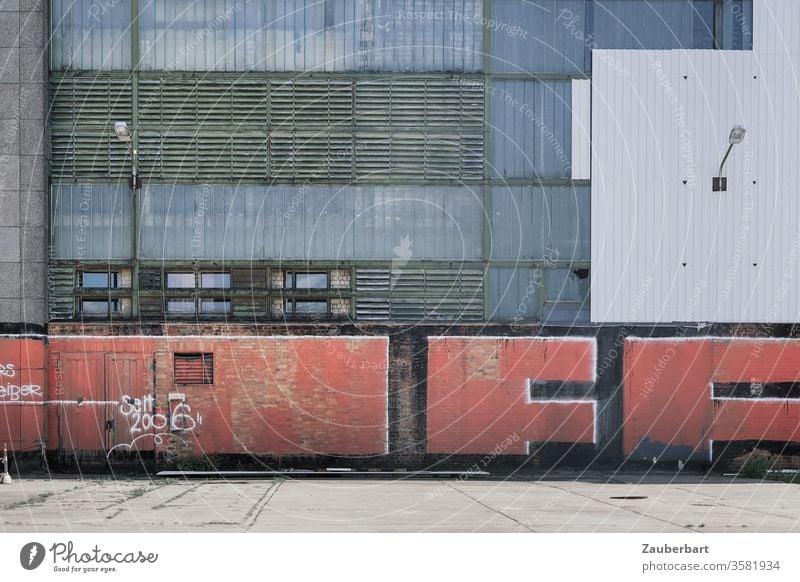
top-left (58, 354), bottom-right (106, 458)
top-left (105, 353), bottom-right (156, 453)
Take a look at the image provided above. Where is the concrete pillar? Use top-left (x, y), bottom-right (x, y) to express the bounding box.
top-left (0, 0), bottom-right (46, 330)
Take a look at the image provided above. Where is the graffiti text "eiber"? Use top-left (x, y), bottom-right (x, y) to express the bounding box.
top-left (0, 384), bottom-right (43, 401)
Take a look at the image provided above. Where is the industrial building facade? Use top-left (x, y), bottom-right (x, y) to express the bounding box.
top-left (3, 0), bottom-right (800, 469)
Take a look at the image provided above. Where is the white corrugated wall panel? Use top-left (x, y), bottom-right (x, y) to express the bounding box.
top-left (592, 45), bottom-right (800, 323)
top-left (753, 0), bottom-right (800, 55)
top-left (571, 79), bottom-right (591, 180)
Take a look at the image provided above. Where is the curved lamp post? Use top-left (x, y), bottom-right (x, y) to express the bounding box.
top-left (713, 125), bottom-right (746, 192)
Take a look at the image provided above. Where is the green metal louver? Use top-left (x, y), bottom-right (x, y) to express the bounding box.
top-left (356, 266), bottom-right (484, 321)
top-left (48, 265), bottom-right (75, 320)
top-left (50, 73), bottom-right (485, 183)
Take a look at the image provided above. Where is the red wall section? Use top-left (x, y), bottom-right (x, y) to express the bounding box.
top-left (427, 337), bottom-right (596, 454)
top-left (48, 336), bottom-right (388, 457)
top-left (624, 339), bottom-right (800, 461)
top-left (0, 337), bottom-right (47, 452)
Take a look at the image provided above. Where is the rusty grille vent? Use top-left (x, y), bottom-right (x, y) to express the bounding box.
top-left (174, 353), bottom-right (214, 385)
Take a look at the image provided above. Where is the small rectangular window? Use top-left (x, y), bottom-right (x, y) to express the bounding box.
top-left (167, 273), bottom-right (195, 288)
top-left (80, 299), bottom-right (120, 315)
top-left (200, 273), bottom-right (231, 288)
top-left (174, 353), bottom-right (213, 384)
top-left (285, 299), bottom-right (328, 315)
top-left (286, 272), bottom-right (328, 289)
top-left (200, 298), bottom-right (232, 314)
top-left (166, 298), bottom-right (195, 314)
top-left (81, 272), bottom-right (119, 288)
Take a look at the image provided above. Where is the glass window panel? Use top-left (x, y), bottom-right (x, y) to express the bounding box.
top-left (200, 299), bottom-right (232, 314)
top-left (294, 273), bottom-right (328, 289)
top-left (166, 298), bottom-right (196, 313)
top-left (201, 273), bottom-right (231, 288)
top-left (81, 272), bottom-right (110, 288)
top-left (290, 299), bottom-right (328, 314)
top-left (81, 299), bottom-right (119, 314)
top-left (167, 273), bottom-right (195, 288)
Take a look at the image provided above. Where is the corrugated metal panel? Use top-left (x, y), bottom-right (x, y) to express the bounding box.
top-left (488, 267), bottom-right (541, 322)
top-left (489, 0), bottom-right (733, 74)
top-left (138, 0), bottom-right (482, 72)
top-left (139, 185), bottom-right (483, 260)
top-left (51, 184), bottom-right (134, 259)
top-left (50, 0), bottom-right (131, 71)
top-left (544, 267), bottom-right (591, 324)
top-left (571, 79), bottom-right (591, 180)
top-left (546, 267), bottom-right (590, 302)
top-left (592, 47), bottom-right (799, 323)
top-left (722, 0), bottom-right (753, 50)
top-left (490, 186), bottom-right (590, 261)
top-left (592, 0), bottom-right (696, 51)
top-left (490, 0), bottom-right (587, 73)
top-left (491, 80), bottom-right (571, 179)
top-left (753, 0), bottom-right (793, 54)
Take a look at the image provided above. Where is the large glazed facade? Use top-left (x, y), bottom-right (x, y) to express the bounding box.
top-left (5, 0), bottom-right (800, 470)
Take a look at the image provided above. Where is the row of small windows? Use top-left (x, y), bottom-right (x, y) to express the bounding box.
top-left (78, 298), bottom-right (332, 318)
top-left (79, 270), bottom-right (330, 290)
top-left (75, 267), bottom-right (343, 319)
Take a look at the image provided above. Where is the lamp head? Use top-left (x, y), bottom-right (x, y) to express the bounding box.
top-left (729, 125), bottom-right (746, 145)
top-left (114, 121), bottom-right (131, 143)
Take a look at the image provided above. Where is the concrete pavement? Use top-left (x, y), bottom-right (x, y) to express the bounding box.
top-left (1, 473), bottom-right (798, 533)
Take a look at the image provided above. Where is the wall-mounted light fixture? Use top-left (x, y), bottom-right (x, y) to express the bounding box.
top-left (713, 125), bottom-right (746, 192)
top-left (114, 121), bottom-right (141, 189)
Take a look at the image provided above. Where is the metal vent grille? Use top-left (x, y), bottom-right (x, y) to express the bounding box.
top-left (270, 132), bottom-right (353, 180)
top-left (48, 265), bottom-right (75, 320)
top-left (50, 77), bottom-right (133, 179)
top-left (270, 79), bottom-right (353, 128)
top-left (50, 74), bottom-right (484, 182)
top-left (356, 266), bottom-right (483, 321)
top-left (139, 78), bottom-right (268, 126)
top-left (354, 78), bottom-right (484, 127)
top-left (139, 131), bottom-right (269, 180)
top-left (174, 353), bottom-right (214, 385)
top-left (355, 132), bottom-right (483, 180)
top-left (50, 76), bottom-right (132, 124)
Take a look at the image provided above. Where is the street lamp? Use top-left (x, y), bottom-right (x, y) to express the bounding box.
top-left (712, 125), bottom-right (747, 192)
top-left (114, 121), bottom-right (141, 189)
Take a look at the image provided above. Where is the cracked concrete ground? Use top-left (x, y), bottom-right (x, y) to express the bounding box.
top-left (1, 473), bottom-right (798, 532)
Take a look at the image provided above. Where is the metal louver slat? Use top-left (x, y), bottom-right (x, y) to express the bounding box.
top-left (139, 131), bottom-right (269, 180)
top-left (139, 78), bottom-right (269, 126)
top-left (50, 77), bottom-right (133, 179)
top-left (51, 73), bottom-right (485, 183)
top-left (270, 79), bottom-right (353, 128)
top-left (355, 78), bottom-right (484, 128)
top-left (356, 267), bottom-right (484, 321)
top-left (270, 132), bottom-right (353, 180)
top-left (48, 266), bottom-right (75, 320)
top-left (173, 354), bottom-right (213, 385)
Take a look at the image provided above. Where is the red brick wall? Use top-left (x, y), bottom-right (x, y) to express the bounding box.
top-left (48, 336), bottom-right (388, 456)
top-left (624, 338), bottom-right (800, 461)
top-left (427, 337), bottom-right (597, 454)
top-left (0, 337), bottom-right (47, 453)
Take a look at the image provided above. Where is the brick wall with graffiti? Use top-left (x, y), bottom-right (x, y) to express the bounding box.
top-left (2, 330), bottom-right (800, 467)
top-left (0, 337), bottom-right (46, 452)
top-left (623, 338), bottom-right (800, 462)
